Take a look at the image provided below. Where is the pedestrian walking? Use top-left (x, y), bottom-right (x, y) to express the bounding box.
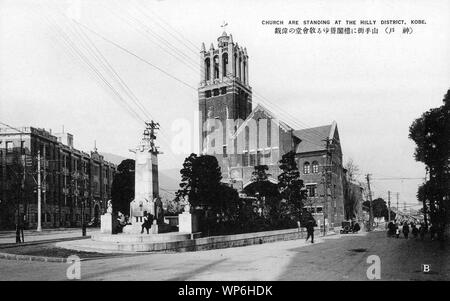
top-left (305, 217), bottom-right (317, 243)
top-left (395, 224), bottom-right (400, 238)
top-left (141, 211), bottom-right (152, 234)
top-left (402, 222), bottom-right (410, 239)
top-left (419, 223), bottom-right (427, 240)
top-left (387, 221), bottom-right (396, 237)
top-left (411, 224), bottom-right (419, 238)
top-left (429, 224), bottom-right (436, 240)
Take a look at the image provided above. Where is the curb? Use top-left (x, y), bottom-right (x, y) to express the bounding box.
top-left (0, 230), bottom-right (344, 261)
top-left (0, 252), bottom-right (67, 263)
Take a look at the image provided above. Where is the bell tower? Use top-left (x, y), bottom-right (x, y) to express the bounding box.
top-left (198, 32), bottom-right (252, 153)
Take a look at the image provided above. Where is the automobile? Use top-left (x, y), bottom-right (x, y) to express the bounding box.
top-left (340, 221), bottom-right (360, 234)
top-left (340, 221), bottom-right (351, 234)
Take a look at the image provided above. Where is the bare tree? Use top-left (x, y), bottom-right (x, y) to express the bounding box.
top-left (345, 158), bottom-right (360, 182)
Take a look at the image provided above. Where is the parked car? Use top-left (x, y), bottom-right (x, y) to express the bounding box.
top-left (340, 221), bottom-right (360, 234)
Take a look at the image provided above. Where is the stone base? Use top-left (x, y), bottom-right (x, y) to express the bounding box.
top-left (100, 214), bottom-right (116, 234)
top-left (178, 212), bottom-right (199, 233)
top-left (122, 222), bottom-right (172, 234)
top-left (150, 223), bottom-right (172, 234)
top-left (122, 222), bottom-right (143, 234)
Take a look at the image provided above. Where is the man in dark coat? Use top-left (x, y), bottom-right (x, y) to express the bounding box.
top-left (305, 218), bottom-right (317, 243)
top-left (402, 222), bottom-right (410, 239)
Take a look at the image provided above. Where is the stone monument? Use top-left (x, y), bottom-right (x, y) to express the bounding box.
top-left (178, 197), bottom-right (199, 234)
top-left (122, 121), bottom-right (170, 234)
top-left (100, 200), bottom-right (115, 234)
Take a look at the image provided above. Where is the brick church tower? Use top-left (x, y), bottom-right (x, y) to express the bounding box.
top-left (198, 32), bottom-right (252, 154)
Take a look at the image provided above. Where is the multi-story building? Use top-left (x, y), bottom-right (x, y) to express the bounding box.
top-left (0, 126), bottom-right (116, 229)
top-left (199, 32), bottom-right (346, 226)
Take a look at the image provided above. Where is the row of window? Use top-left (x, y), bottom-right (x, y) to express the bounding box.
top-left (0, 141), bottom-right (24, 153)
top-left (305, 184), bottom-right (317, 197)
top-left (241, 148), bottom-right (279, 166)
top-left (205, 87), bottom-right (227, 98)
top-left (204, 53), bottom-right (247, 82)
top-left (303, 161), bottom-right (320, 174)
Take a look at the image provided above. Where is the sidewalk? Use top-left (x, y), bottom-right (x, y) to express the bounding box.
top-left (0, 228), bottom-right (100, 245)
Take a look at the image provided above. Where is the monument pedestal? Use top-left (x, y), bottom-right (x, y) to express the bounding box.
top-left (150, 221), bottom-right (172, 234)
top-left (178, 212), bottom-right (198, 233)
top-left (101, 214), bottom-right (116, 234)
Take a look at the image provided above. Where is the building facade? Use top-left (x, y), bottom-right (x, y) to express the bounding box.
top-left (0, 127), bottom-right (116, 229)
top-left (199, 32), bottom-right (346, 226)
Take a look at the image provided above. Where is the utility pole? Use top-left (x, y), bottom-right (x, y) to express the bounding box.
top-left (388, 190), bottom-right (391, 223)
top-left (396, 192), bottom-right (399, 212)
top-left (366, 174), bottom-right (373, 231)
top-left (41, 145), bottom-right (47, 226)
top-left (37, 150), bottom-right (42, 232)
top-left (321, 137), bottom-right (333, 236)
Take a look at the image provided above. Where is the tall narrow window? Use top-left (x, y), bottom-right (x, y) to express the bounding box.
top-left (222, 53), bottom-right (228, 77)
top-left (204, 58), bottom-right (210, 81)
top-left (233, 53), bottom-right (237, 76)
top-left (239, 57), bottom-right (242, 79)
top-left (245, 126), bottom-right (250, 150)
top-left (213, 55), bottom-right (219, 79)
top-left (243, 61), bottom-right (246, 83)
top-left (312, 161), bottom-right (319, 173)
top-left (303, 162), bottom-right (310, 174)
top-left (6, 141), bottom-right (13, 153)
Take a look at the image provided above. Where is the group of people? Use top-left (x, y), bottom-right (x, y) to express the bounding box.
top-left (115, 211), bottom-right (155, 234)
top-left (387, 221), bottom-right (442, 240)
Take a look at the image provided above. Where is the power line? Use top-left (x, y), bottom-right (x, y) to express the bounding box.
top-left (74, 20), bottom-right (198, 91)
top-left (112, 1), bottom-right (332, 143)
top-left (34, 3), bottom-right (181, 163)
top-left (35, 3), bottom-right (146, 124)
top-left (33, 3), bottom-right (337, 157)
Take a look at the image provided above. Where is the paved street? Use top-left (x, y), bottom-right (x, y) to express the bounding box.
top-left (0, 230), bottom-right (448, 281)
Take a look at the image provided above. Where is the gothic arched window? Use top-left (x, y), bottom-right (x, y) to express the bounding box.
top-left (204, 58), bottom-right (210, 81)
top-left (233, 53), bottom-right (237, 76)
top-left (213, 55), bottom-right (219, 79)
top-left (243, 61), bottom-right (246, 83)
top-left (239, 57), bottom-right (242, 79)
top-left (222, 53), bottom-right (228, 77)
top-left (303, 162), bottom-right (310, 174)
top-left (312, 161), bottom-right (319, 173)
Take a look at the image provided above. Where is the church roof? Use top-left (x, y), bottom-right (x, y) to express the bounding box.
top-left (231, 103), bottom-right (339, 154)
top-left (293, 121), bottom-right (337, 153)
top-left (232, 103), bottom-right (294, 139)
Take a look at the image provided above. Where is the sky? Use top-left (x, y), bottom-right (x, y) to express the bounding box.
top-left (0, 0), bottom-right (449, 207)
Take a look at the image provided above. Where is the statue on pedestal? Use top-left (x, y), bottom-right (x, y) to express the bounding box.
top-left (106, 200), bottom-right (113, 214)
top-left (120, 121), bottom-right (171, 234)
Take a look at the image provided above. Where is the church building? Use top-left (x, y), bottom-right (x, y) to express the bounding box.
top-left (198, 32), bottom-right (345, 226)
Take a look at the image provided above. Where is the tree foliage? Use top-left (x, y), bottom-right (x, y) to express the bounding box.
top-left (409, 89), bottom-right (450, 226)
top-left (362, 198), bottom-right (395, 220)
top-left (278, 151), bottom-right (306, 222)
top-left (344, 183), bottom-right (361, 220)
top-left (111, 159), bottom-right (135, 214)
top-left (176, 153), bottom-right (222, 208)
top-left (176, 154), bottom-right (241, 235)
top-left (344, 158), bottom-right (360, 182)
